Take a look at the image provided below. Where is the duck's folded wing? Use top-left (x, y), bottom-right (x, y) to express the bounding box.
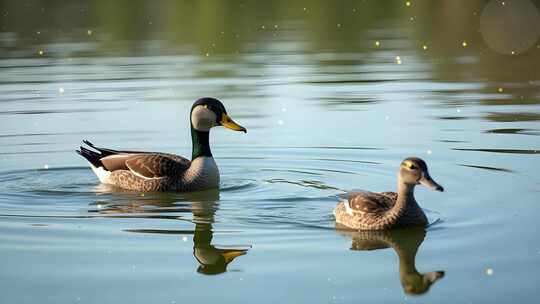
top-left (99, 153), bottom-right (190, 178)
top-left (125, 154), bottom-right (190, 179)
top-left (346, 191), bottom-right (394, 213)
top-left (380, 192), bottom-right (398, 207)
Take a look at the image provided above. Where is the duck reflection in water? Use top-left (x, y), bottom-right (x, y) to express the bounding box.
top-left (89, 188), bottom-right (249, 275)
top-left (336, 225), bottom-right (444, 295)
top-left (190, 193), bottom-right (249, 275)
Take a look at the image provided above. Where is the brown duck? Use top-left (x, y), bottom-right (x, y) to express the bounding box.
top-left (334, 157), bottom-right (444, 230)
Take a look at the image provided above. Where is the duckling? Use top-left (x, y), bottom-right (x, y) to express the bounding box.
top-left (76, 97), bottom-right (246, 192)
top-left (334, 157), bottom-right (444, 230)
top-left (336, 226), bottom-right (445, 295)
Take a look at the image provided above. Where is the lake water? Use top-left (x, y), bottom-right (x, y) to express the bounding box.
top-left (1, 0), bottom-right (540, 303)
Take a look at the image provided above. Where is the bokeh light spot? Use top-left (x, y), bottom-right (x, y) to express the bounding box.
top-left (480, 0), bottom-right (540, 55)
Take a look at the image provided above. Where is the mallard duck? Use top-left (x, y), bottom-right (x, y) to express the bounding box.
top-left (76, 97), bottom-right (246, 192)
top-left (334, 157), bottom-right (444, 230)
top-left (336, 226), bottom-right (444, 295)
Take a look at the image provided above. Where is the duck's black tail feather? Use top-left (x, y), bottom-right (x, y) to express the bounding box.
top-left (76, 139), bottom-right (121, 167)
top-left (82, 140), bottom-right (120, 157)
top-left (77, 139), bottom-right (149, 167)
top-left (82, 139), bottom-right (145, 156)
top-left (77, 139), bottom-right (147, 167)
top-left (76, 144), bottom-right (104, 168)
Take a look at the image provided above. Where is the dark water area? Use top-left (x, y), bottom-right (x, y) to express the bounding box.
top-left (1, 0), bottom-right (539, 303)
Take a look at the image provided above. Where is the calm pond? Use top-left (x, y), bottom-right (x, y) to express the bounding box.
top-left (1, 0), bottom-right (539, 303)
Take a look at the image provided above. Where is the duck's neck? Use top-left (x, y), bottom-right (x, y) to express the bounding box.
top-left (387, 181), bottom-right (416, 219)
top-left (191, 126), bottom-right (212, 160)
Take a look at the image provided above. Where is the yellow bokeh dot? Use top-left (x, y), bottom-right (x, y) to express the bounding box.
top-left (422, 45), bottom-right (428, 50)
top-left (375, 41), bottom-right (380, 47)
top-left (497, 87), bottom-right (503, 93)
top-left (406, 1), bottom-right (411, 7)
top-left (462, 41), bottom-right (468, 47)
top-left (38, 50), bottom-right (44, 55)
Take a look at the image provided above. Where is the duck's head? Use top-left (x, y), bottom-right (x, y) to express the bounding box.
top-left (399, 157), bottom-right (444, 192)
top-left (190, 97), bottom-right (247, 133)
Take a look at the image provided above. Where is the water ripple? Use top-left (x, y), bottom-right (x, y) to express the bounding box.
top-left (452, 148), bottom-right (540, 155)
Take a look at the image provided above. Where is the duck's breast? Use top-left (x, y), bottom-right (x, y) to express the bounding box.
top-left (181, 157), bottom-right (220, 190)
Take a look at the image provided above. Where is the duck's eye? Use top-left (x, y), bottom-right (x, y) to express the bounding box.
top-left (409, 164), bottom-right (417, 170)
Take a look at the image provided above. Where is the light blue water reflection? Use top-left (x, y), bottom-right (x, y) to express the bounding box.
top-left (1, 1), bottom-right (539, 303)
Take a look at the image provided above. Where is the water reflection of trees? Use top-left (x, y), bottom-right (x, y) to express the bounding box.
top-left (1, 0), bottom-right (538, 102)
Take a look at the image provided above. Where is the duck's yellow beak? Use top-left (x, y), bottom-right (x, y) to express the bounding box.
top-left (220, 113), bottom-right (247, 133)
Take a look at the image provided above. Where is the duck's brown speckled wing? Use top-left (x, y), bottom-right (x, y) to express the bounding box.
top-left (380, 192), bottom-right (398, 206)
top-left (346, 191), bottom-right (396, 213)
top-left (124, 154), bottom-right (191, 178)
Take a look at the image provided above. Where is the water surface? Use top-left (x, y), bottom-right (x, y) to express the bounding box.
top-left (1, 1), bottom-right (540, 303)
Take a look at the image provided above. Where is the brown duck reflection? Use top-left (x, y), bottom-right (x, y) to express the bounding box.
top-left (336, 225), bottom-right (444, 295)
top-left (89, 189), bottom-right (249, 275)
